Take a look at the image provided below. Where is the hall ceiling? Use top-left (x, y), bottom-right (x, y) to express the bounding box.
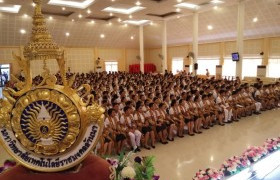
top-left (0, 0), bottom-right (279, 48)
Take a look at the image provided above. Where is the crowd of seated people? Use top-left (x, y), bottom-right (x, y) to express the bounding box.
top-left (12, 71), bottom-right (280, 156)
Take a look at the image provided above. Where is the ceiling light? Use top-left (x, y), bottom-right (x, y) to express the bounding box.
top-left (129, 14), bottom-right (132, 19)
top-left (118, 18), bottom-right (122, 22)
top-left (176, 8), bottom-right (181, 12)
top-left (23, 14), bottom-right (28, 18)
top-left (20, 29), bottom-right (26, 34)
top-left (0, 4), bottom-right (21, 13)
top-left (49, 16), bottom-right (53, 20)
top-left (253, 17), bottom-right (258, 22)
top-left (87, 9), bottom-right (91, 14)
top-left (124, 23), bottom-right (128, 27)
top-left (31, 3), bottom-right (36, 7)
top-left (78, 14), bottom-right (83, 18)
top-left (109, 12), bottom-right (113, 16)
top-left (48, 0), bottom-right (95, 9)
top-left (150, 21), bottom-right (153, 25)
top-left (72, 19), bottom-right (75, 22)
top-left (108, 22), bottom-right (112, 25)
top-left (90, 20), bottom-right (95, 24)
top-left (100, 34), bottom-right (105, 38)
top-left (135, 1), bottom-right (141, 6)
top-left (213, 6), bottom-right (218, 10)
top-left (103, 5), bottom-right (145, 15)
top-left (130, 36), bottom-right (134, 40)
top-left (207, 25), bottom-right (213, 30)
top-left (0, 0), bottom-right (4, 3)
top-left (211, 0), bottom-right (224, 4)
top-left (175, 2), bottom-right (199, 9)
top-left (122, 20), bottom-right (150, 25)
top-left (177, 0), bottom-right (183, 2)
top-left (62, 7), bottom-right (65, 11)
top-left (111, 0), bottom-right (115, 1)
top-left (65, 32), bottom-right (70, 36)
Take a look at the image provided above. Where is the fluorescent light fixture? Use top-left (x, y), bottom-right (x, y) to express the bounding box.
top-left (103, 5), bottom-right (145, 14)
top-left (0, 4), bottom-right (21, 13)
top-left (175, 2), bottom-right (199, 9)
top-left (122, 20), bottom-right (150, 25)
top-left (211, 0), bottom-right (224, 4)
top-left (48, 0), bottom-right (95, 9)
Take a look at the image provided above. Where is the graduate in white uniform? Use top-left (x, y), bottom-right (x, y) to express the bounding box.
top-left (120, 106), bottom-right (142, 152)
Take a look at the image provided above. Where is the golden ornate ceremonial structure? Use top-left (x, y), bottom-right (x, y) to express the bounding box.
top-left (0, 0), bottom-right (104, 172)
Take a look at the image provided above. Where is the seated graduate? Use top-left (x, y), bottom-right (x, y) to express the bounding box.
top-left (134, 101), bottom-right (155, 149)
top-left (169, 100), bottom-right (185, 138)
top-left (158, 103), bottom-right (177, 140)
top-left (145, 103), bottom-right (168, 144)
top-left (120, 106), bottom-right (142, 152)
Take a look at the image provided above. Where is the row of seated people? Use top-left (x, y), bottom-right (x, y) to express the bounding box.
top-left (87, 72), bottom-right (279, 156)
top-left (17, 71), bottom-right (280, 156)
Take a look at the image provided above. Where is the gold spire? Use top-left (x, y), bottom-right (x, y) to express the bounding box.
top-left (23, 0), bottom-right (62, 60)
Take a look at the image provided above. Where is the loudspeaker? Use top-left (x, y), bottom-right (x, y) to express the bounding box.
top-left (194, 63), bottom-right (198, 70)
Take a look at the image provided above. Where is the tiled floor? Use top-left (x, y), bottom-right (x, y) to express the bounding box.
top-left (0, 109), bottom-right (280, 180)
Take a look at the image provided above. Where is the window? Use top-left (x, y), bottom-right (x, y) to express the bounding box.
top-left (197, 59), bottom-right (220, 75)
top-left (0, 64), bottom-right (10, 87)
top-left (268, 59), bottom-right (280, 78)
top-left (242, 58), bottom-right (262, 78)
top-left (105, 61), bottom-right (118, 73)
top-left (222, 59), bottom-right (236, 77)
top-left (172, 57), bottom-right (184, 74)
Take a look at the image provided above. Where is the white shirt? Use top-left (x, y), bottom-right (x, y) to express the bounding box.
top-left (134, 112), bottom-right (145, 123)
top-left (120, 115), bottom-right (133, 127)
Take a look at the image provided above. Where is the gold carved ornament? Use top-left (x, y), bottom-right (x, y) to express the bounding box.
top-left (0, 0), bottom-right (104, 172)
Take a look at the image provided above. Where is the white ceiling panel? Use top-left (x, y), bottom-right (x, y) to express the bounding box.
top-left (0, 0), bottom-right (279, 48)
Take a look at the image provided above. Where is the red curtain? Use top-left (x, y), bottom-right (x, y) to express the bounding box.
top-left (129, 64), bottom-right (156, 73)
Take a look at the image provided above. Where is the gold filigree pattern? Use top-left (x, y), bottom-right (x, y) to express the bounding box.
top-left (0, 0), bottom-right (104, 173)
top-left (11, 89), bottom-right (81, 156)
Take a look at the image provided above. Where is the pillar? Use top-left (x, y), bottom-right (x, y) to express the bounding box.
top-left (236, 0), bottom-right (245, 78)
top-left (139, 25), bottom-right (144, 73)
top-left (162, 20), bottom-right (167, 73)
